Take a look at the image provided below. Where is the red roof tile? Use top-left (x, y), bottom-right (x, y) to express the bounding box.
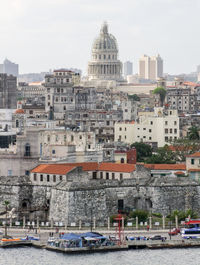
top-left (31, 164), bottom-right (76, 175)
top-left (187, 152), bottom-right (200, 157)
top-left (98, 163), bottom-right (135, 173)
top-left (188, 169), bottom-right (200, 172)
top-left (144, 164), bottom-right (186, 170)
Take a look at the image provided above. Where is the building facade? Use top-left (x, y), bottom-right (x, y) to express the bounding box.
top-left (0, 74), bottom-right (17, 109)
top-left (115, 108), bottom-right (180, 148)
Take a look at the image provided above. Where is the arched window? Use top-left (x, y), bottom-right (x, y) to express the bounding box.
top-left (24, 143), bottom-right (31, 157)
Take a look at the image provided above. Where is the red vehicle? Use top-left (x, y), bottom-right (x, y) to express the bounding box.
top-left (168, 228), bottom-right (180, 236)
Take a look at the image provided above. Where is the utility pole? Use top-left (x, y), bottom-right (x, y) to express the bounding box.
top-left (4, 201), bottom-right (10, 238)
top-left (169, 206), bottom-right (172, 240)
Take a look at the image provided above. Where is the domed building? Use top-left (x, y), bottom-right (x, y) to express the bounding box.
top-left (88, 22), bottom-right (122, 81)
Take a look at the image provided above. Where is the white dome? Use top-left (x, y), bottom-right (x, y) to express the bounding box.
top-left (88, 22), bottom-right (122, 81)
top-left (92, 23), bottom-right (118, 51)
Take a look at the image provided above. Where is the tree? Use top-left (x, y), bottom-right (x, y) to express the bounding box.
top-left (131, 142), bottom-right (152, 162)
top-left (145, 145), bottom-right (176, 164)
top-left (170, 138), bottom-right (200, 162)
top-left (152, 87), bottom-right (166, 107)
top-left (187, 126), bottom-right (200, 140)
top-left (129, 209), bottom-right (149, 222)
top-left (128, 94), bottom-right (140, 101)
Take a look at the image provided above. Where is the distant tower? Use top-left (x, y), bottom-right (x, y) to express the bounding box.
top-left (124, 61), bottom-right (133, 77)
top-left (88, 22), bottom-right (122, 81)
top-left (0, 59), bottom-right (19, 77)
top-left (139, 54), bottom-right (163, 80)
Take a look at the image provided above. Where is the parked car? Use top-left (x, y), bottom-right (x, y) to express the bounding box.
top-left (150, 235), bottom-right (167, 241)
top-left (168, 228), bottom-right (180, 236)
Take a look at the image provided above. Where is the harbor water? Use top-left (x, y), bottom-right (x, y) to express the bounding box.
top-left (0, 247), bottom-right (200, 265)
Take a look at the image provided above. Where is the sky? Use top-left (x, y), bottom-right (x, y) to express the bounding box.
top-left (0, 0), bottom-right (199, 75)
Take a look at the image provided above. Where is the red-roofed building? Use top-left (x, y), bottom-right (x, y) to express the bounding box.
top-left (186, 152), bottom-right (200, 181)
top-left (144, 163), bottom-right (186, 177)
top-left (30, 164), bottom-right (88, 185)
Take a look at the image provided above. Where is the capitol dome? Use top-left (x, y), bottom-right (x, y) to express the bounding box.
top-left (88, 22), bottom-right (122, 81)
top-left (92, 23), bottom-right (118, 51)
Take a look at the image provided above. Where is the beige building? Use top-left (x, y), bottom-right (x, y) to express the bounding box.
top-left (115, 108), bottom-right (180, 148)
top-left (139, 54), bottom-right (163, 80)
top-left (40, 129), bottom-right (96, 160)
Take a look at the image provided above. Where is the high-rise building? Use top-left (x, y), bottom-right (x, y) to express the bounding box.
top-left (139, 54), bottom-right (163, 80)
top-left (88, 22), bottom-right (122, 81)
top-left (0, 59), bottom-right (19, 77)
top-left (124, 61), bottom-right (133, 77)
top-left (0, 74), bottom-right (17, 109)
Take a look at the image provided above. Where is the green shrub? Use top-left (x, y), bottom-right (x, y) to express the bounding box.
top-left (129, 209), bottom-right (149, 222)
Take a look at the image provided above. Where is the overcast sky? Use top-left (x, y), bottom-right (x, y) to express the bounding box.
top-left (0, 0), bottom-right (199, 75)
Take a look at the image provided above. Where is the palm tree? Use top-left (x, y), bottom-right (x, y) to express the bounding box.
top-left (187, 126), bottom-right (199, 140)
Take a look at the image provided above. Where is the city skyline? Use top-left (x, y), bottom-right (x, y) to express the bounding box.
top-left (0, 0), bottom-right (199, 75)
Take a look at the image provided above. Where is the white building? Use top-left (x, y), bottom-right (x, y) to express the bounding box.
top-left (115, 108), bottom-right (179, 148)
top-left (88, 22), bottom-right (122, 81)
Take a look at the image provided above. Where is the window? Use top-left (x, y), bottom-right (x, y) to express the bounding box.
top-left (24, 143), bottom-right (31, 157)
top-left (120, 173), bottom-right (123, 180)
top-left (149, 137), bottom-right (152, 140)
top-left (112, 173), bottom-right (115, 180)
top-left (60, 175), bottom-right (63, 181)
top-left (119, 127), bottom-right (122, 131)
top-left (92, 172), bottom-right (97, 179)
top-left (191, 159), bottom-right (194, 165)
top-left (174, 129), bottom-right (177, 134)
top-left (149, 129), bottom-right (152, 133)
top-left (150, 121), bottom-right (153, 125)
top-left (165, 121), bottom-right (168, 125)
top-left (143, 128), bottom-right (146, 130)
top-left (79, 135), bottom-right (82, 140)
top-left (118, 199), bottom-right (124, 211)
top-left (165, 136), bottom-right (168, 141)
top-left (88, 145), bottom-right (91, 149)
top-left (40, 174), bottom-right (43, 181)
top-left (125, 127), bottom-right (127, 131)
top-left (34, 173), bottom-right (37, 181)
top-left (170, 128), bottom-right (173, 133)
top-left (53, 175), bottom-right (56, 182)
top-left (47, 175), bottom-right (50, 182)
top-left (106, 121), bottom-right (110, 126)
top-left (106, 173), bottom-right (109, 179)
top-left (165, 129), bottom-right (168, 134)
top-left (16, 120), bottom-right (19, 128)
top-left (71, 135), bottom-right (74, 141)
top-left (121, 158), bottom-right (125, 163)
top-left (100, 172), bottom-right (103, 179)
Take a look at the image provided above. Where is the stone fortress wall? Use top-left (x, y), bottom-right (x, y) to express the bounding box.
top-left (0, 167), bottom-right (199, 224)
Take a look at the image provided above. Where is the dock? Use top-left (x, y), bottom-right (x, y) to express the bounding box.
top-left (46, 244), bottom-right (128, 254)
top-left (0, 240), bottom-right (32, 248)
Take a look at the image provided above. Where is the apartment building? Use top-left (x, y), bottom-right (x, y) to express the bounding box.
top-left (139, 54), bottom-right (163, 80)
top-left (44, 69), bottom-right (80, 119)
top-left (115, 108), bottom-right (180, 148)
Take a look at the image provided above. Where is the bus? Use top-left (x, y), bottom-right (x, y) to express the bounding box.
top-left (181, 219), bottom-right (200, 239)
